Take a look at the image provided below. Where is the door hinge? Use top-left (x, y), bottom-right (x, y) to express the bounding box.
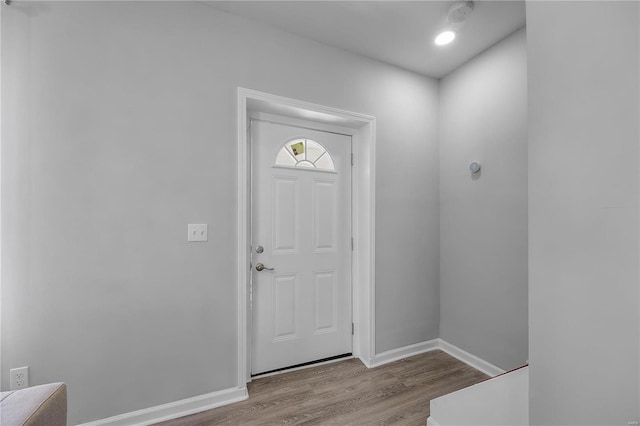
top-left (351, 237), bottom-right (354, 251)
top-left (351, 322), bottom-right (354, 335)
top-left (351, 153), bottom-right (354, 166)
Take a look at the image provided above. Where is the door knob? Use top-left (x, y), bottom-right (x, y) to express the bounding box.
top-left (255, 263), bottom-right (274, 272)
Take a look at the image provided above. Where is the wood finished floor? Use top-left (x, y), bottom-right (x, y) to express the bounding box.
top-left (155, 350), bottom-right (489, 426)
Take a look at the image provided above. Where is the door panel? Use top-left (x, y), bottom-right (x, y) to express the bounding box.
top-left (272, 274), bottom-right (298, 340)
top-left (251, 119), bottom-right (352, 375)
top-left (314, 271), bottom-right (337, 333)
top-left (272, 177), bottom-right (298, 253)
top-left (313, 179), bottom-right (337, 251)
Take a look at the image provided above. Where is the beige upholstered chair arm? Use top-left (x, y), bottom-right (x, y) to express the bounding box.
top-left (0, 382), bottom-right (67, 426)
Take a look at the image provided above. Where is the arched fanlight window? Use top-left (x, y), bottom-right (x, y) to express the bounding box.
top-left (274, 138), bottom-right (335, 172)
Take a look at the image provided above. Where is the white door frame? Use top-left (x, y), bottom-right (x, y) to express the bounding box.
top-left (236, 87), bottom-right (376, 386)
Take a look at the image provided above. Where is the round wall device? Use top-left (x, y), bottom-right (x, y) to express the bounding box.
top-left (469, 161), bottom-right (481, 173)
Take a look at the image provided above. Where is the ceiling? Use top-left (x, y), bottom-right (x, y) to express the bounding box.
top-left (204, 1), bottom-right (526, 79)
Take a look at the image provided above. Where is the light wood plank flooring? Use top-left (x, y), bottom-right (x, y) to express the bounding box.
top-left (155, 350), bottom-right (489, 426)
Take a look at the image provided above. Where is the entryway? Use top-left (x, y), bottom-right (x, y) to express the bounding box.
top-left (236, 87), bottom-right (376, 386)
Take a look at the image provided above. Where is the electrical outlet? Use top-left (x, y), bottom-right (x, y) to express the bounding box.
top-left (10, 366), bottom-right (29, 390)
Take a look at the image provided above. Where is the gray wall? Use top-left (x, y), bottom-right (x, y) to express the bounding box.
top-left (439, 28), bottom-right (528, 371)
top-left (527, 1), bottom-right (639, 424)
top-left (1, 2), bottom-right (440, 423)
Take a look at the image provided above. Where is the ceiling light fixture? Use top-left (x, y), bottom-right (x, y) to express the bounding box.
top-left (435, 30), bottom-right (456, 46)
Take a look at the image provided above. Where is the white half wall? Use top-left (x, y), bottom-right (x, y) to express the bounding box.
top-left (428, 367), bottom-right (528, 426)
top-left (527, 1), bottom-right (639, 424)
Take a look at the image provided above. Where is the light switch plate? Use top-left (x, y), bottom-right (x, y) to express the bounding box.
top-left (188, 224), bottom-right (208, 242)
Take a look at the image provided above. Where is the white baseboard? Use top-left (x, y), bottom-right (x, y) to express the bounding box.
top-left (363, 338), bottom-right (505, 377)
top-left (366, 339), bottom-right (439, 368)
top-left (77, 386), bottom-right (248, 426)
top-left (78, 340), bottom-right (501, 425)
top-left (438, 339), bottom-right (505, 377)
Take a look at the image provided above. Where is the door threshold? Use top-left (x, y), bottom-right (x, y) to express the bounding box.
top-left (251, 353), bottom-right (353, 378)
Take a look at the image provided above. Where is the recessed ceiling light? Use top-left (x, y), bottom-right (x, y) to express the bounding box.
top-left (435, 30), bottom-right (456, 46)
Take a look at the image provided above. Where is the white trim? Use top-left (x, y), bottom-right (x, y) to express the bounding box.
top-left (237, 87), bottom-right (376, 385)
top-left (351, 119), bottom-right (376, 366)
top-left (365, 339), bottom-right (439, 368)
top-left (426, 416), bottom-right (442, 426)
top-left (249, 111), bottom-right (355, 137)
top-left (237, 88), bottom-right (250, 386)
top-left (77, 387), bottom-right (248, 426)
top-left (361, 339), bottom-right (505, 377)
top-left (438, 339), bottom-right (505, 377)
top-left (0, 1), bottom-right (4, 383)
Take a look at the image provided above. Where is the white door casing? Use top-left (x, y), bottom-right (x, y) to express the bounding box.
top-left (237, 87), bottom-right (376, 388)
top-left (251, 120), bottom-right (352, 375)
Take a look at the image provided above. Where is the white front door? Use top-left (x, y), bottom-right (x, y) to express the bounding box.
top-left (251, 119), bottom-right (352, 375)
